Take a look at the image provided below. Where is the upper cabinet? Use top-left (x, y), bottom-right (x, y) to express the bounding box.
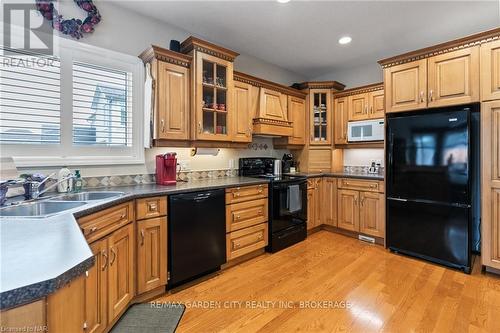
top-left (334, 96), bottom-right (348, 145)
top-left (369, 89), bottom-right (385, 118)
top-left (348, 93), bottom-right (368, 121)
top-left (232, 81), bottom-right (253, 142)
top-left (378, 29), bottom-right (500, 112)
top-left (481, 39), bottom-right (500, 102)
top-left (181, 37), bottom-right (239, 141)
top-left (310, 89), bottom-right (332, 145)
top-left (384, 59), bottom-right (427, 113)
top-left (139, 46), bottom-right (192, 143)
top-left (427, 47), bottom-right (479, 107)
top-left (286, 96), bottom-right (307, 145)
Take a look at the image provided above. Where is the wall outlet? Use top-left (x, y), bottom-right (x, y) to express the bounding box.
top-left (179, 160), bottom-right (190, 171)
top-left (228, 159), bottom-right (234, 169)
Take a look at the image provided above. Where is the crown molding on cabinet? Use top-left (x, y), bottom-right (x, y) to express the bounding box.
top-left (233, 71), bottom-right (307, 98)
top-left (296, 81), bottom-right (346, 91)
top-left (180, 36), bottom-right (240, 62)
top-left (378, 27), bottom-right (500, 68)
top-left (333, 82), bottom-right (384, 98)
top-left (138, 45), bottom-right (192, 67)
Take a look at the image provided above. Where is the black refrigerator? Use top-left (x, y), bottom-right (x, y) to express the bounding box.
top-left (386, 104), bottom-right (480, 273)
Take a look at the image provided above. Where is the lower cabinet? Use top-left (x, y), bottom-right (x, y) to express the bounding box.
top-left (85, 223), bottom-right (135, 331)
top-left (47, 275), bottom-right (85, 333)
top-left (85, 239), bottom-right (108, 333)
top-left (322, 177), bottom-right (338, 227)
top-left (107, 224), bottom-right (135, 321)
top-left (225, 184), bottom-right (269, 260)
top-left (307, 178), bottom-right (322, 230)
top-left (337, 178), bottom-right (385, 238)
top-left (337, 189), bottom-right (360, 232)
top-left (137, 217), bottom-right (167, 294)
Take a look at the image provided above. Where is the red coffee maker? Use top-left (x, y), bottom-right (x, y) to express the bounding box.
top-left (156, 153), bottom-right (177, 185)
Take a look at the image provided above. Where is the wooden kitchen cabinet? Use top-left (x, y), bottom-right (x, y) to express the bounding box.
top-left (307, 178), bottom-right (322, 230)
top-left (427, 46), bottom-right (480, 107)
top-left (481, 101), bottom-right (500, 270)
top-left (337, 189), bottom-right (359, 232)
top-left (139, 45), bottom-right (192, 143)
top-left (337, 178), bottom-right (385, 238)
top-left (348, 93), bottom-right (368, 121)
top-left (137, 217), bottom-right (167, 294)
top-left (322, 177), bottom-right (337, 227)
top-left (287, 95), bottom-right (307, 145)
top-left (107, 223), bottom-right (135, 322)
top-left (359, 191), bottom-right (385, 238)
top-left (481, 40), bottom-right (500, 101)
top-left (334, 96), bottom-right (348, 145)
top-left (384, 59), bottom-right (427, 113)
top-left (47, 275), bottom-right (85, 333)
top-left (310, 89), bottom-right (332, 145)
top-left (232, 81), bottom-right (253, 142)
top-left (368, 89), bottom-right (385, 118)
top-left (85, 239), bottom-right (108, 333)
top-left (181, 37), bottom-right (239, 141)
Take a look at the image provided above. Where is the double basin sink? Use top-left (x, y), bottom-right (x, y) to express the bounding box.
top-left (0, 191), bottom-right (124, 218)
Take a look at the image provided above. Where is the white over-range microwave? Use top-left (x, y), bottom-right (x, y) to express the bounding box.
top-left (347, 119), bottom-right (385, 142)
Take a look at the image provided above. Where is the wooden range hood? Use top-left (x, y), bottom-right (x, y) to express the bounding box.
top-left (234, 71), bottom-right (307, 137)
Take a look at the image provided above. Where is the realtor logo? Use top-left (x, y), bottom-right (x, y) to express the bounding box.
top-left (3, 3), bottom-right (53, 55)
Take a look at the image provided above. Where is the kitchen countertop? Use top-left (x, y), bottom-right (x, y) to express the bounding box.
top-left (286, 172), bottom-right (384, 181)
top-left (0, 177), bottom-right (269, 310)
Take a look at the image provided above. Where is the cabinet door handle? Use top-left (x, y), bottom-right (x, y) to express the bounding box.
top-left (120, 213), bottom-right (126, 219)
top-left (198, 122), bottom-right (202, 134)
top-left (429, 90), bottom-right (434, 101)
top-left (360, 197), bottom-right (365, 206)
top-left (88, 226), bottom-right (98, 234)
top-left (140, 229), bottom-right (145, 246)
top-left (110, 248), bottom-right (116, 266)
top-left (364, 105), bottom-right (368, 114)
top-left (234, 242), bottom-right (241, 249)
top-left (354, 197), bottom-right (358, 206)
top-left (148, 202), bottom-right (157, 212)
top-left (160, 119), bottom-right (165, 133)
top-left (101, 250), bottom-right (108, 271)
top-left (420, 91), bottom-right (425, 103)
top-left (370, 106), bottom-right (373, 114)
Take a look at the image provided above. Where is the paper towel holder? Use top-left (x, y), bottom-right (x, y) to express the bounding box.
top-left (190, 147), bottom-right (220, 157)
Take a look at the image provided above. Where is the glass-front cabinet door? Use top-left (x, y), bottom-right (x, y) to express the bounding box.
top-left (310, 89), bottom-right (331, 145)
top-left (195, 53), bottom-right (233, 141)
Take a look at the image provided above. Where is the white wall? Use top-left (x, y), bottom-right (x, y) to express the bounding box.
top-left (313, 62), bottom-right (383, 89)
top-left (343, 149), bottom-right (384, 167)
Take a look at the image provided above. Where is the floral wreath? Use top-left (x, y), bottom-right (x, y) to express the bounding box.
top-left (35, 0), bottom-right (101, 39)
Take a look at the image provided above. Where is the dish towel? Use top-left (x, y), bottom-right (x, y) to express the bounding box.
top-left (143, 63), bottom-right (153, 148)
top-left (287, 185), bottom-right (302, 213)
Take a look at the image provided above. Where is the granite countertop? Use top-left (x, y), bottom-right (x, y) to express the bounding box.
top-left (286, 172), bottom-right (384, 181)
top-left (0, 176), bottom-right (269, 310)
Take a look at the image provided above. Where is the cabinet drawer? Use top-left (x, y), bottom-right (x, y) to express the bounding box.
top-left (226, 198), bottom-right (268, 232)
top-left (136, 196), bottom-right (167, 220)
top-left (78, 202), bottom-right (133, 243)
top-left (225, 184), bottom-right (268, 204)
top-left (338, 178), bottom-right (384, 193)
top-left (226, 223), bottom-right (268, 260)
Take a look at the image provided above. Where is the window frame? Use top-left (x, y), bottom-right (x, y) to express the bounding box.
top-left (1, 37), bottom-right (144, 167)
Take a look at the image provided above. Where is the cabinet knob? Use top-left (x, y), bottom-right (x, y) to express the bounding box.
top-left (236, 215), bottom-right (241, 220)
top-left (120, 213), bottom-right (126, 219)
top-left (148, 202), bottom-right (158, 211)
top-left (234, 242), bottom-right (241, 249)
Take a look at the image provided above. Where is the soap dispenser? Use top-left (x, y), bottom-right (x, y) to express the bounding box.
top-left (74, 170), bottom-right (83, 192)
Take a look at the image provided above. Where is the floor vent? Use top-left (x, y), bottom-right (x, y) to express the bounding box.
top-left (358, 235), bottom-right (375, 244)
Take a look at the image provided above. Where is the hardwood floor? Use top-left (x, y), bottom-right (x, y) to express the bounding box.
top-left (156, 231), bottom-right (500, 332)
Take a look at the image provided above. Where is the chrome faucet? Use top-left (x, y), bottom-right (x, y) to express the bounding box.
top-left (31, 173), bottom-right (75, 199)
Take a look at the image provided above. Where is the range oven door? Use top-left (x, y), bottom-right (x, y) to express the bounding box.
top-left (270, 179), bottom-right (307, 234)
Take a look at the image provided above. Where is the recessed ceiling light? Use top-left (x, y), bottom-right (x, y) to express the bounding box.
top-left (277, 0), bottom-right (291, 3)
top-left (338, 36), bottom-right (352, 45)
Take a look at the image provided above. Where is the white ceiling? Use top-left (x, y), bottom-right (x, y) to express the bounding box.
top-left (115, 1), bottom-right (500, 79)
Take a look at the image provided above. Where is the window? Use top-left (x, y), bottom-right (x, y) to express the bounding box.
top-left (0, 48), bottom-right (61, 144)
top-left (0, 37), bottom-right (144, 167)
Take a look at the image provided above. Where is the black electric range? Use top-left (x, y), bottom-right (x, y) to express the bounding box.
top-left (239, 158), bottom-right (307, 252)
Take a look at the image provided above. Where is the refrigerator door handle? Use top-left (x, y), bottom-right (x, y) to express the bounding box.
top-left (387, 197), bottom-right (408, 202)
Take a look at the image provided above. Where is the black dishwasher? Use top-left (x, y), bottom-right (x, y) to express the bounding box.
top-left (168, 189), bottom-right (226, 287)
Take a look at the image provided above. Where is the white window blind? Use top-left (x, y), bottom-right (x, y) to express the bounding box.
top-left (72, 61), bottom-right (133, 146)
top-left (0, 48), bottom-right (61, 144)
